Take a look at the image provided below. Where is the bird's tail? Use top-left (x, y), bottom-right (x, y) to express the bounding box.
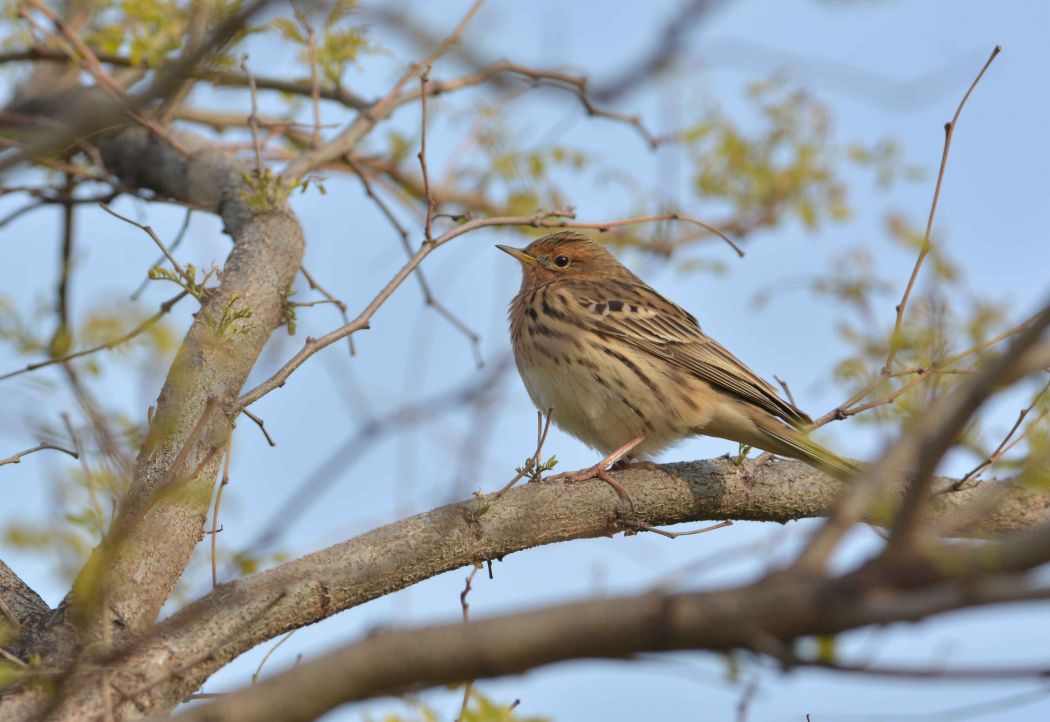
top-left (754, 418), bottom-right (859, 482)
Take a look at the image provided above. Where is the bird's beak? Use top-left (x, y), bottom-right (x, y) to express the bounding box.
top-left (496, 244), bottom-right (538, 266)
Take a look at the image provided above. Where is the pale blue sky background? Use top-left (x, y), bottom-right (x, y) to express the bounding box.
top-left (2, 1), bottom-right (1050, 720)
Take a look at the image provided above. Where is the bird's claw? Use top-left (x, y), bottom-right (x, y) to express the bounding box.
top-left (544, 464), bottom-right (636, 515)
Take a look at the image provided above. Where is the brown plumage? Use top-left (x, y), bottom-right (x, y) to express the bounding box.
top-left (499, 231), bottom-right (854, 481)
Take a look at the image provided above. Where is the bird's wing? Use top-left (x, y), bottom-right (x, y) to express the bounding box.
top-left (574, 282), bottom-right (812, 427)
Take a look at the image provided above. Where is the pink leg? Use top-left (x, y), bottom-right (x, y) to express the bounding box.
top-left (544, 434), bottom-right (645, 502)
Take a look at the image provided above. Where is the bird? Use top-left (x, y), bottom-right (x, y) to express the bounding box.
top-left (498, 231), bottom-right (855, 497)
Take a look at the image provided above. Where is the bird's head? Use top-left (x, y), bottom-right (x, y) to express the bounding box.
top-left (497, 232), bottom-right (633, 290)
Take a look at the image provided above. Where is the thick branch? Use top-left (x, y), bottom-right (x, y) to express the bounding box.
top-left (170, 564), bottom-right (1050, 722)
top-left (51, 458), bottom-right (1050, 720)
top-left (0, 125), bottom-right (306, 720)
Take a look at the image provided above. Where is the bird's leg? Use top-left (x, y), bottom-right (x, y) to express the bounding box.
top-left (543, 434), bottom-right (645, 502)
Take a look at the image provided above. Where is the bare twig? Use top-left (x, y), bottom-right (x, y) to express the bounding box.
top-left (240, 55), bottom-right (266, 188)
top-left (56, 172), bottom-right (76, 336)
top-left (211, 436), bottom-right (232, 588)
top-left (621, 519), bottom-right (733, 539)
top-left (131, 209), bottom-right (193, 300)
top-left (282, 0), bottom-right (487, 181)
top-left (0, 646), bottom-right (28, 669)
top-left (813, 307), bottom-right (1041, 429)
top-left (100, 203), bottom-right (193, 284)
top-left (395, 59), bottom-right (665, 149)
top-left (299, 264), bottom-right (356, 356)
top-left (155, 398), bottom-right (219, 493)
top-left (0, 291), bottom-right (189, 382)
top-left (952, 375), bottom-right (1050, 490)
top-left (292, 2), bottom-right (322, 148)
top-left (417, 66), bottom-right (436, 243)
top-left (0, 441), bottom-right (79, 467)
top-left (240, 409), bottom-right (277, 448)
top-left (543, 212), bottom-right (743, 258)
top-left (251, 630), bottom-right (296, 685)
top-left (455, 565), bottom-right (481, 722)
top-left (237, 207), bottom-right (573, 410)
top-left (495, 408), bottom-right (553, 497)
top-left (884, 45), bottom-right (1000, 373)
top-left (346, 157), bottom-right (483, 366)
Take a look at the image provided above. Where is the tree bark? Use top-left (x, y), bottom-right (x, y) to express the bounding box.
top-left (11, 456), bottom-right (1044, 720)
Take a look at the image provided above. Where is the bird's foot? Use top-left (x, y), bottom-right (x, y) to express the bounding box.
top-left (541, 434), bottom-right (645, 513)
top-left (544, 463), bottom-right (633, 503)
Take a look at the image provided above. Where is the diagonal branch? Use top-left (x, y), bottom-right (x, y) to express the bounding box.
top-left (0, 122), bottom-right (306, 721)
top-left (282, 0), bottom-right (486, 181)
top-left (170, 545), bottom-right (1050, 722)
top-left (37, 457), bottom-right (1050, 720)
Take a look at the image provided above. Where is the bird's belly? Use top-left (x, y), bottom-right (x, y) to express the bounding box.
top-left (514, 346), bottom-right (708, 457)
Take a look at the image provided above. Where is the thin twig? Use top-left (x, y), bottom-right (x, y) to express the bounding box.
top-left (813, 308), bottom-right (1040, 429)
top-left (346, 156), bottom-right (483, 366)
top-left (417, 65), bottom-right (436, 243)
top-left (240, 409), bottom-right (276, 447)
top-left (292, 2), bottom-right (322, 148)
top-left (395, 59), bottom-right (664, 149)
top-left (0, 646), bottom-right (28, 669)
top-left (455, 565), bottom-right (481, 722)
top-left (282, 0), bottom-right (487, 181)
top-left (156, 398), bottom-right (218, 491)
top-left (100, 203), bottom-right (193, 284)
top-left (251, 630), bottom-right (296, 685)
top-left (543, 212), bottom-right (743, 258)
top-left (622, 520), bottom-right (733, 539)
top-left (211, 435), bottom-right (232, 588)
top-left (299, 264), bottom-right (356, 356)
top-left (236, 207), bottom-right (574, 410)
top-left (952, 375), bottom-right (1050, 490)
top-left (241, 55), bottom-right (266, 193)
top-left (0, 441), bottom-right (79, 467)
top-left (0, 291), bottom-right (189, 382)
top-left (56, 172), bottom-right (75, 337)
top-left (131, 209), bottom-right (193, 300)
top-left (495, 408), bottom-right (553, 497)
top-left (883, 45), bottom-right (1000, 373)
top-left (0, 199), bottom-right (46, 228)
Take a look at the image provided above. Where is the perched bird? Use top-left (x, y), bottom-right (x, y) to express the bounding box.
top-left (498, 231), bottom-right (855, 495)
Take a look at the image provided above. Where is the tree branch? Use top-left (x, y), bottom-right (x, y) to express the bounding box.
top-left (0, 122), bottom-right (306, 720)
top-left (42, 457), bottom-right (1050, 720)
top-left (169, 558), bottom-right (1050, 722)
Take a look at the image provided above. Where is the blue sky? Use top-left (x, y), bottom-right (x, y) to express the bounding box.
top-left (2, 1), bottom-right (1049, 720)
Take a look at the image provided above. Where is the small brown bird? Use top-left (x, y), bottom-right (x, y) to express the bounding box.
top-left (499, 231), bottom-right (854, 494)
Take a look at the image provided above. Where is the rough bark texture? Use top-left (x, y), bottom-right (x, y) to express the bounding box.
top-left (85, 127), bottom-right (304, 638)
top-left (0, 121), bottom-right (305, 720)
top-left (167, 569), bottom-right (1040, 722)
top-left (6, 457), bottom-right (1041, 721)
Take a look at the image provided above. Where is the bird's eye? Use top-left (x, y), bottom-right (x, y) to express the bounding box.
top-left (554, 255), bottom-right (570, 268)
